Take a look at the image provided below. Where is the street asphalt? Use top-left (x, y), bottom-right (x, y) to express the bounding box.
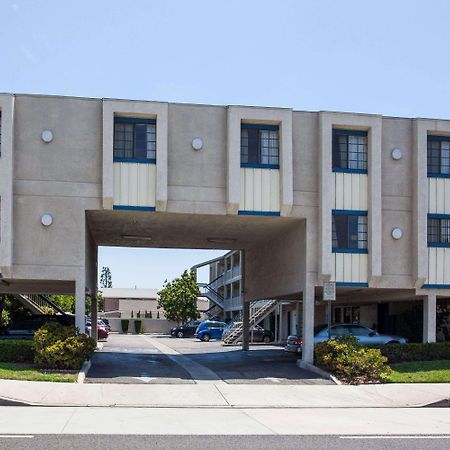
top-left (85, 333), bottom-right (331, 385)
top-left (1, 434), bottom-right (450, 450)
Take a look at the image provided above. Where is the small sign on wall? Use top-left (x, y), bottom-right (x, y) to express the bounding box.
top-left (323, 281), bottom-right (336, 301)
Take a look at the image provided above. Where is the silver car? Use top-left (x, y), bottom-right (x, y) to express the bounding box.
top-left (285, 324), bottom-right (407, 354)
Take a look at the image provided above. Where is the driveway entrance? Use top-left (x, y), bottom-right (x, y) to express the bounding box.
top-left (85, 334), bottom-right (332, 385)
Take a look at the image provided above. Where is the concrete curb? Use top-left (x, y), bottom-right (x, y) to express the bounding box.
top-left (77, 360), bottom-right (92, 384)
top-left (297, 360), bottom-right (341, 385)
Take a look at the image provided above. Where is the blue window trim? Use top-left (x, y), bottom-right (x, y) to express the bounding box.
top-left (241, 123), bottom-right (279, 131)
top-left (333, 209), bottom-right (368, 216)
top-left (428, 135), bottom-right (450, 142)
top-left (238, 210), bottom-right (280, 217)
top-left (332, 167), bottom-right (368, 175)
top-left (427, 172), bottom-right (450, 179)
top-left (113, 205), bottom-right (156, 212)
top-left (114, 117), bottom-right (156, 124)
top-left (335, 282), bottom-right (368, 287)
top-left (332, 248), bottom-right (368, 254)
top-left (422, 284), bottom-right (450, 289)
top-left (428, 213), bottom-right (450, 219)
top-left (428, 243), bottom-right (450, 248)
top-left (113, 157), bottom-right (156, 164)
top-left (333, 129), bottom-right (368, 136)
top-left (240, 163), bottom-right (280, 170)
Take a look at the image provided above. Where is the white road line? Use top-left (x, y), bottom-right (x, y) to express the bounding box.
top-left (0, 435), bottom-right (34, 438)
top-left (340, 436), bottom-right (450, 439)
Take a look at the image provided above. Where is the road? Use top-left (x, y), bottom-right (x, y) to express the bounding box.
top-left (86, 334), bottom-right (331, 384)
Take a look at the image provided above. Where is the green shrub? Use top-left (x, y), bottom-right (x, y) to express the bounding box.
top-left (377, 342), bottom-right (450, 364)
top-left (121, 319), bottom-right (129, 333)
top-left (134, 320), bottom-right (142, 334)
top-left (33, 322), bottom-right (96, 370)
top-left (0, 339), bottom-right (34, 363)
top-left (315, 336), bottom-right (391, 384)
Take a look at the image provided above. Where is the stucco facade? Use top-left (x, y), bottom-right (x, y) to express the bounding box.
top-left (0, 92), bottom-right (449, 361)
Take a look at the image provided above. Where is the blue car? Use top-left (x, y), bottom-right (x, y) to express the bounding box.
top-left (194, 320), bottom-right (227, 341)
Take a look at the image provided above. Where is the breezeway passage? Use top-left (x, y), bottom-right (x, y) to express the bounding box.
top-left (85, 334), bottom-right (331, 385)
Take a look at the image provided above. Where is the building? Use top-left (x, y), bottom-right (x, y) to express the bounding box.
top-left (102, 287), bottom-right (209, 319)
top-left (0, 92), bottom-right (449, 363)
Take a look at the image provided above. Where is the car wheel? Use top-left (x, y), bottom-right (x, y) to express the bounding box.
top-left (202, 333), bottom-right (211, 342)
top-left (263, 335), bottom-right (271, 343)
top-left (176, 331), bottom-right (184, 338)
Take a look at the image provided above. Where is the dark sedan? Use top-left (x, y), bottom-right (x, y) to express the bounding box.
top-left (170, 320), bottom-right (202, 338)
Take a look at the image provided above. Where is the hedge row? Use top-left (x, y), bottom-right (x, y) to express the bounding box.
top-left (0, 339), bottom-right (34, 363)
top-left (377, 342), bottom-right (450, 364)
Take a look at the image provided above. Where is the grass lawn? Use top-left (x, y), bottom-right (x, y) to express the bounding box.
top-left (388, 359), bottom-right (450, 383)
top-left (0, 362), bottom-right (78, 383)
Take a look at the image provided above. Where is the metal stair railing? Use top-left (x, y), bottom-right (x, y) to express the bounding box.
top-left (222, 299), bottom-right (278, 344)
top-left (198, 283), bottom-right (225, 309)
top-left (14, 294), bottom-right (67, 316)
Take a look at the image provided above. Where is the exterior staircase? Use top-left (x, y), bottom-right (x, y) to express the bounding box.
top-left (14, 294), bottom-right (67, 316)
top-left (222, 299), bottom-right (278, 344)
top-left (197, 274), bottom-right (225, 318)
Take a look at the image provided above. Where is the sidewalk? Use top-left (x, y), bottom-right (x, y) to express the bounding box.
top-left (1, 379), bottom-right (449, 408)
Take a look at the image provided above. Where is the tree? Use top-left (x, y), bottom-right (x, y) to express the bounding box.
top-left (100, 266), bottom-right (112, 288)
top-left (157, 270), bottom-right (200, 325)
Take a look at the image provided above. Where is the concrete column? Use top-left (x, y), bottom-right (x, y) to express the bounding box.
top-left (296, 302), bottom-right (302, 336)
top-left (301, 280), bottom-right (315, 364)
top-left (75, 278), bottom-right (85, 333)
top-left (90, 293), bottom-right (98, 345)
top-left (279, 304), bottom-right (283, 343)
top-left (423, 293), bottom-right (437, 343)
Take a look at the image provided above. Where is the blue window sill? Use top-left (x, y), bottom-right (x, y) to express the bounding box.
top-left (428, 243), bottom-right (450, 248)
top-left (238, 210), bottom-right (280, 217)
top-left (332, 248), bottom-right (368, 254)
top-left (333, 129), bottom-right (368, 137)
top-left (335, 282), bottom-right (369, 287)
top-left (241, 163), bottom-right (280, 170)
top-left (428, 213), bottom-right (450, 219)
top-left (332, 209), bottom-right (368, 216)
top-left (422, 284), bottom-right (450, 289)
top-left (427, 172), bottom-right (450, 179)
top-left (113, 205), bottom-right (156, 211)
top-left (114, 117), bottom-right (156, 124)
top-left (332, 168), bottom-right (368, 174)
top-left (114, 157), bottom-right (156, 164)
top-left (241, 123), bottom-right (279, 131)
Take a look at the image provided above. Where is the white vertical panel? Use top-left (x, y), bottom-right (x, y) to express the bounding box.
top-left (113, 162), bottom-right (156, 207)
top-left (437, 179), bottom-right (445, 213)
top-left (335, 173), bottom-right (343, 209)
top-left (128, 164), bottom-right (138, 205)
top-left (343, 174), bottom-right (352, 210)
top-left (335, 253), bottom-right (344, 282)
top-left (253, 169), bottom-right (262, 210)
top-left (331, 253), bottom-right (336, 281)
top-left (359, 253), bottom-right (368, 282)
top-left (428, 178), bottom-right (436, 213)
top-left (240, 169), bottom-right (245, 208)
top-left (261, 170), bottom-right (271, 211)
top-left (351, 253), bottom-right (360, 282)
top-left (351, 174), bottom-right (359, 210)
top-left (343, 253), bottom-right (352, 281)
top-left (359, 174), bottom-right (368, 210)
top-left (445, 180), bottom-right (450, 214)
top-left (428, 248), bottom-right (436, 285)
top-left (436, 247), bottom-right (445, 284)
top-left (245, 169), bottom-right (253, 210)
top-left (271, 170), bottom-right (280, 211)
top-left (444, 248), bottom-right (450, 284)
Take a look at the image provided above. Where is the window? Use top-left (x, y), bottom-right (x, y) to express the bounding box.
top-left (330, 325), bottom-right (351, 336)
top-left (241, 124), bottom-right (279, 168)
top-left (428, 136), bottom-right (450, 176)
top-left (332, 211), bottom-right (368, 252)
top-left (333, 306), bottom-right (360, 324)
top-left (113, 117), bottom-right (156, 162)
top-left (348, 325), bottom-right (372, 336)
top-left (428, 216), bottom-right (450, 246)
top-left (332, 129), bottom-right (368, 172)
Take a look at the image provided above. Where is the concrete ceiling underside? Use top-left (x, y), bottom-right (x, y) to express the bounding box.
top-left (87, 211), bottom-right (303, 250)
top-left (0, 279), bottom-right (75, 295)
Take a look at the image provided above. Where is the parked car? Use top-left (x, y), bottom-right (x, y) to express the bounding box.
top-left (86, 319), bottom-right (109, 340)
top-left (99, 318), bottom-right (111, 332)
top-left (222, 322), bottom-right (275, 343)
top-left (170, 320), bottom-right (202, 338)
top-left (194, 320), bottom-right (227, 341)
top-left (0, 314), bottom-right (75, 337)
top-left (285, 324), bottom-right (408, 354)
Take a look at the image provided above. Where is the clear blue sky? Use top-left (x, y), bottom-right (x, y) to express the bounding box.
top-left (1, 0), bottom-right (449, 288)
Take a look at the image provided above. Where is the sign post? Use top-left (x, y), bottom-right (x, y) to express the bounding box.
top-left (323, 281), bottom-right (336, 340)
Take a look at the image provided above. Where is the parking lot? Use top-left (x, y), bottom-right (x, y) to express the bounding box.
top-left (85, 334), bottom-right (332, 385)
